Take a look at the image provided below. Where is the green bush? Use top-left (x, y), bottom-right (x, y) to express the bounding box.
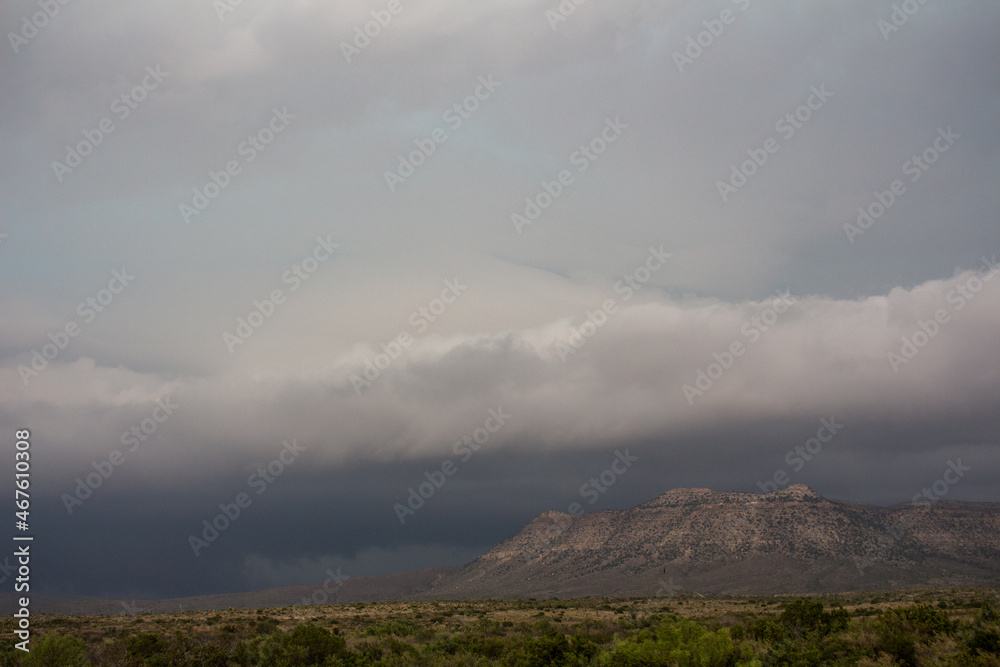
top-left (874, 616), bottom-right (917, 667)
top-left (359, 619), bottom-right (418, 637)
top-left (255, 617), bottom-right (280, 635)
top-left (966, 628), bottom-right (1000, 656)
top-left (284, 624), bottom-right (348, 664)
top-left (352, 639), bottom-right (383, 662)
top-left (745, 619), bottom-right (785, 643)
top-left (897, 603), bottom-right (955, 637)
top-left (978, 601), bottom-right (999, 624)
top-left (125, 632), bottom-right (172, 664)
top-left (186, 643), bottom-right (230, 667)
top-left (518, 628), bottom-right (570, 666)
top-left (237, 624), bottom-right (347, 666)
top-left (597, 619), bottom-right (738, 667)
top-left (20, 632), bottom-right (91, 667)
top-left (777, 599), bottom-right (848, 637)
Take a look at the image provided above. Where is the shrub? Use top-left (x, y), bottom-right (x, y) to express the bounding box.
top-left (20, 632), bottom-right (91, 667)
top-left (126, 632), bottom-right (170, 660)
top-left (900, 603), bottom-right (955, 637)
top-left (237, 624), bottom-right (347, 666)
top-left (597, 619), bottom-right (738, 667)
top-left (187, 643), bottom-right (230, 667)
top-left (352, 639), bottom-right (383, 662)
top-left (520, 628), bottom-right (570, 666)
top-left (978, 601), bottom-right (999, 624)
top-left (874, 617), bottom-right (917, 667)
top-left (570, 633), bottom-right (601, 661)
top-left (359, 620), bottom-right (418, 637)
top-left (778, 599), bottom-right (848, 636)
top-left (966, 629), bottom-right (1000, 656)
top-left (745, 619), bottom-right (785, 643)
top-left (284, 624), bottom-right (348, 664)
top-left (255, 617), bottom-right (280, 635)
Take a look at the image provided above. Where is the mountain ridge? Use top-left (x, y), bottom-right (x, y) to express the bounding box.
top-left (10, 485), bottom-right (999, 614)
top-left (419, 483), bottom-right (1000, 599)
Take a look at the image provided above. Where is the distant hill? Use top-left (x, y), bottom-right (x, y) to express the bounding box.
top-left (12, 484), bottom-right (1000, 614)
top-left (426, 484), bottom-right (1000, 599)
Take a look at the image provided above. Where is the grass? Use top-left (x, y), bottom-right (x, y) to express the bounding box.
top-left (0, 587), bottom-right (996, 665)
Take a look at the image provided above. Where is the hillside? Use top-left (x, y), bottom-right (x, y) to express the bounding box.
top-left (12, 485), bottom-right (1000, 614)
top-left (425, 484), bottom-right (1000, 599)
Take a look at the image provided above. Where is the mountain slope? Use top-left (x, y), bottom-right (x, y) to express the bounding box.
top-left (14, 485), bottom-right (1000, 614)
top-left (422, 484), bottom-right (1000, 598)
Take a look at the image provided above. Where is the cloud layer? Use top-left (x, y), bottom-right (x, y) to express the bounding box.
top-left (1, 0), bottom-right (998, 598)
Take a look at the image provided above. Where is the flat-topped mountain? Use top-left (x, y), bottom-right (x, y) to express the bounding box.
top-left (12, 485), bottom-right (1000, 614)
top-left (421, 484), bottom-right (1000, 599)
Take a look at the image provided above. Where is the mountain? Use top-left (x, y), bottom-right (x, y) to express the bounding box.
top-left (424, 484), bottom-right (1000, 599)
top-left (12, 485), bottom-right (1000, 614)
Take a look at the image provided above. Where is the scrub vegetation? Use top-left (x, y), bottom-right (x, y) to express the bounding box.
top-left (2, 588), bottom-right (997, 666)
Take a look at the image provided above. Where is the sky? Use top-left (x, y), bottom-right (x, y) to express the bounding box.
top-left (1, 0), bottom-right (998, 600)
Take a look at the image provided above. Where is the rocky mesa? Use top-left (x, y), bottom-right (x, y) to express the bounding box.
top-left (420, 484), bottom-right (1000, 599)
top-left (13, 484), bottom-right (999, 614)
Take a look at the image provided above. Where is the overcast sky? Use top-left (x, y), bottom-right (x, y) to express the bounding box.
top-left (1, 0), bottom-right (998, 600)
